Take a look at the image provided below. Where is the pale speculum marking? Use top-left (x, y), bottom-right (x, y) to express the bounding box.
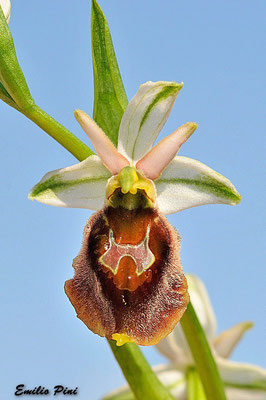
top-left (99, 225), bottom-right (155, 276)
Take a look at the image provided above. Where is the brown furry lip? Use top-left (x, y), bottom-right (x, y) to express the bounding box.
top-left (65, 205), bottom-right (189, 346)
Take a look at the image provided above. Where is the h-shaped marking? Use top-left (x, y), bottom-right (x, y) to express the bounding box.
top-left (99, 225), bottom-right (155, 276)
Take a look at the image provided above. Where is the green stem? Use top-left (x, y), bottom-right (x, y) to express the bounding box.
top-left (187, 368), bottom-right (207, 400)
top-left (181, 302), bottom-right (226, 400)
top-left (22, 105), bottom-right (94, 162)
top-left (108, 340), bottom-right (175, 400)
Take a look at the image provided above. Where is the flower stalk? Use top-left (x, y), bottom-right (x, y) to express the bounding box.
top-left (181, 302), bottom-right (227, 400)
top-left (108, 340), bottom-right (175, 400)
top-left (23, 106), bottom-right (94, 162)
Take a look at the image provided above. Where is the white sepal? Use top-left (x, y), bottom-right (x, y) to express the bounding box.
top-left (225, 388), bottom-right (266, 400)
top-left (155, 156), bottom-right (241, 214)
top-left (118, 81), bottom-right (183, 163)
top-left (155, 331), bottom-right (188, 368)
top-left (0, 0), bottom-right (11, 22)
top-left (154, 365), bottom-right (187, 400)
top-left (29, 155), bottom-right (111, 210)
top-left (217, 357), bottom-right (266, 390)
top-left (186, 274), bottom-right (217, 340)
top-left (214, 321), bottom-right (253, 359)
top-left (226, 388), bottom-right (266, 400)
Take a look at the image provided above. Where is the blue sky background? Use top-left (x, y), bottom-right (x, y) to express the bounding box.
top-left (1, 0), bottom-right (265, 399)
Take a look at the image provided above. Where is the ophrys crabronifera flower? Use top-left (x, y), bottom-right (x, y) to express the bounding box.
top-left (29, 81), bottom-right (241, 346)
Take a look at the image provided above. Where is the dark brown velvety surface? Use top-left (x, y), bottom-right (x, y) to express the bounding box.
top-left (65, 205), bottom-right (189, 345)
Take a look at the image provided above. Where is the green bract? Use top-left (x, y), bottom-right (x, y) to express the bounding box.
top-left (91, 0), bottom-right (128, 146)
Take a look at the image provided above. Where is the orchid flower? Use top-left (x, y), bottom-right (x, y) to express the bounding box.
top-left (29, 81), bottom-right (241, 346)
top-left (104, 274), bottom-right (266, 400)
top-left (0, 0), bottom-right (11, 23)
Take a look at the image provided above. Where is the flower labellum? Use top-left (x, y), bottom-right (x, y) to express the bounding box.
top-left (29, 81), bottom-right (241, 346)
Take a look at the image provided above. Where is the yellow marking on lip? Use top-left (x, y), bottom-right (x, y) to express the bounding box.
top-left (112, 333), bottom-right (133, 346)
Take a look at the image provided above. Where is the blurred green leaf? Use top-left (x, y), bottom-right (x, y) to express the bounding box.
top-left (91, 0), bottom-right (128, 146)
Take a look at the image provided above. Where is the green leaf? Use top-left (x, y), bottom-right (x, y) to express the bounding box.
top-left (0, 6), bottom-right (35, 111)
top-left (91, 0), bottom-right (128, 147)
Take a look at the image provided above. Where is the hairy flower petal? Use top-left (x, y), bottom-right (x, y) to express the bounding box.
top-left (118, 81), bottom-right (183, 163)
top-left (29, 155), bottom-right (111, 210)
top-left (155, 156), bottom-right (241, 214)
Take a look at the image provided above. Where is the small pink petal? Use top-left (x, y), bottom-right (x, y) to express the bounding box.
top-left (75, 110), bottom-right (129, 175)
top-left (136, 122), bottom-right (197, 180)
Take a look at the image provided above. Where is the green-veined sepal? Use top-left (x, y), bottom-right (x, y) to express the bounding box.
top-left (218, 357), bottom-right (266, 397)
top-left (155, 156), bottom-right (241, 214)
top-left (29, 156), bottom-right (111, 210)
top-left (118, 81), bottom-right (183, 163)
